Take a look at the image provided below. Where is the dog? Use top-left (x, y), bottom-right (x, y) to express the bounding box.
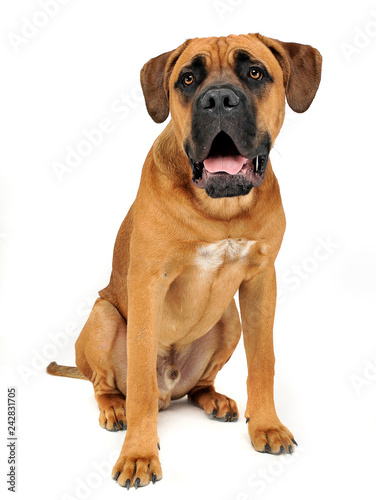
top-left (47, 33), bottom-right (322, 489)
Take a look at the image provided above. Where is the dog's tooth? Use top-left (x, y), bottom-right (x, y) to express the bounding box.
top-left (255, 155), bottom-right (259, 172)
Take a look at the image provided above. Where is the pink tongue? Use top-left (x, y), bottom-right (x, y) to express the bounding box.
top-left (203, 155), bottom-right (246, 175)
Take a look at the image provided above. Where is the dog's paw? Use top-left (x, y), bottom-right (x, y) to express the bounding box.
top-left (207, 393), bottom-right (239, 422)
top-left (247, 419), bottom-right (297, 454)
top-left (189, 388), bottom-right (239, 422)
top-left (96, 394), bottom-right (126, 431)
top-left (112, 443), bottom-right (162, 489)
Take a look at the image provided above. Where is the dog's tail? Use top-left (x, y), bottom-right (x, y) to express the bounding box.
top-left (46, 361), bottom-right (88, 380)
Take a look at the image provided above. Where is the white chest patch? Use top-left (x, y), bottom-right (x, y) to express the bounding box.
top-left (195, 239), bottom-right (255, 273)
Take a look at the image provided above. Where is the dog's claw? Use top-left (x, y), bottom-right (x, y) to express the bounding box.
top-left (152, 473), bottom-right (157, 484)
top-left (212, 409), bottom-right (217, 417)
top-left (226, 411), bottom-right (231, 420)
top-left (113, 423), bottom-right (117, 430)
top-left (134, 478), bottom-right (140, 490)
top-left (280, 446), bottom-right (286, 454)
top-left (292, 439), bottom-right (298, 446)
top-left (114, 471), bottom-right (120, 481)
top-left (265, 443), bottom-right (271, 453)
top-left (157, 442), bottom-right (160, 451)
top-left (126, 479), bottom-right (130, 490)
top-left (232, 412), bottom-right (238, 421)
top-left (288, 445), bottom-right (293, 454)
top-left (246, 417), bottom-right (250, 423)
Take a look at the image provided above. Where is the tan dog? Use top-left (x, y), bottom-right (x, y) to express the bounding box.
top-left (47, 33), bottom-right (322, 489)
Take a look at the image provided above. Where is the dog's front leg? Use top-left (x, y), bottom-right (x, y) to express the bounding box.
top-left (239, 265), bottom-right (296, 455)
top-left (112, 270), bottom-right (164, 489)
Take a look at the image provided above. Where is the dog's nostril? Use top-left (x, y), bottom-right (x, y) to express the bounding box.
top-left (207, 97), bottom-right (216, 109)
top-left (223, 92), bottom-right (240, 108)
top-left (223, 96), bottom-right (230, 108)
top-left (223, 96), bottom-right (234, 109)
top-left (201, 94), bottom-right (216, 109)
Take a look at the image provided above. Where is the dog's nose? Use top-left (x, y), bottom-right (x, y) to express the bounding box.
top-left (200, 87), bottom-right (240, 111)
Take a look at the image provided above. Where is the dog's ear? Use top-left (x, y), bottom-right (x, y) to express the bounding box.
top-left (140, 41), bottom-right (190, 123)
top-left (257, 34), bottom-right (322, 113)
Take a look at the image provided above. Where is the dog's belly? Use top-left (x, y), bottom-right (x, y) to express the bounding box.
top-left (156, 326), bottom-right (221, 408)
top-left (161, 238), bottom-right (254, 346)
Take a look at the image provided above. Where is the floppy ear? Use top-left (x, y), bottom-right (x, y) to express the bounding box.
top-left (140, 41), bottom-right (190, 123)
top-left (257, 34), bottom-right (322, 113)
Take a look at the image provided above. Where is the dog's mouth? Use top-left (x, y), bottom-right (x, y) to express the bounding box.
top-left (189, 132), bottom-right (268, 198)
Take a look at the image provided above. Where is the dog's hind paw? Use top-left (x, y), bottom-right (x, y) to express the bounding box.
top-left (188, 387), bottom-right (239, 422)
top-left (96, 394), bottom-right (127, 431)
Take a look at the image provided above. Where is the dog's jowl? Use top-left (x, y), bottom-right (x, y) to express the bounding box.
top-left (47, 33), bottom-right (322, 489)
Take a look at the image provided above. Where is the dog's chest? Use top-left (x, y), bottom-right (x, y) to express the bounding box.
top-left (163, 238), bottom-right (256, 345)
top-left (195, 238), bottom-right (255, 273)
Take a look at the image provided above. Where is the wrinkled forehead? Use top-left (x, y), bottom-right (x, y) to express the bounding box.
top-left (171, 34), bottom-right (281, 78)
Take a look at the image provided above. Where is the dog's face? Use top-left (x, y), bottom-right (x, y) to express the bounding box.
top-left (141, 34), bottom-right (322, 199)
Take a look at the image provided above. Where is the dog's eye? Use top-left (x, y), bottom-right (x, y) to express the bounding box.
top-left (249, 68), bottom-right (263, 80)
top-left (183, 73), bottom-right (195, 86)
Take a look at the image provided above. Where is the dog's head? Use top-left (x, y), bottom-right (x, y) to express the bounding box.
top-left (141, 34), bottom-right (322, 199)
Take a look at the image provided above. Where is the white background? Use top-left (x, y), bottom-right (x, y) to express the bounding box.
top-left (1, 0), bottom-right (376, 499)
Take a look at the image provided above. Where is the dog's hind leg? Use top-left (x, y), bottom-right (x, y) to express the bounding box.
top-left (75, 298), bottom-right (128, 431)
top-left (187, 299), bottom-right (242, 422)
